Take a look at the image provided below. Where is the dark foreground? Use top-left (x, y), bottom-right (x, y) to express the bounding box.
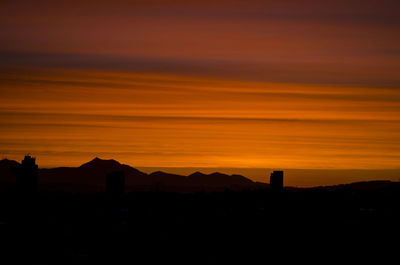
top-left (1, 182), bottom-right (399, 264)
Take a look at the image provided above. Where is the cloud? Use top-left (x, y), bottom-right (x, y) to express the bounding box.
top-left (1, 51), bottom-right (400, 87)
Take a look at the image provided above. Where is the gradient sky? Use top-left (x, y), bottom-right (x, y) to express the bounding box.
top-left (1, 1), bottom-right (400, 185)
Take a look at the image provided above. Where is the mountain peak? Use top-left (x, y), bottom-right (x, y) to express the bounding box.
top-left (0, 159), bottom-right (20, 180)
top-left (0, 158), bottom-right (20, 167)
top-left (0, 158), bottom-right (17, 162)
top-left (149, 171), bottom-right (166, 176)
top-left (79, 157), bottom-right (121, 168)
top-left (188, 171), bottom-right (205, 178)
top-left (209, 172), bottom-right (225, 177)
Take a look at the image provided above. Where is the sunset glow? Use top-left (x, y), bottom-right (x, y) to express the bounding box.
top-left (1, 1), bottom-right (400, 185)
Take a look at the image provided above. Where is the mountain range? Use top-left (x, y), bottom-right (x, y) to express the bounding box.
top-left (0, 157), bottom-right (267, 192)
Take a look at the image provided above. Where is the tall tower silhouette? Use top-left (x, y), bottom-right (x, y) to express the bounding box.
top-left (270, 171), bottom-right (283, 190)
top-left (16, 155), bottom-right (38, 195)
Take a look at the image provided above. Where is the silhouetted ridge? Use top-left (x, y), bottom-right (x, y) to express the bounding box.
top-left (149, 171), bottom-right (168, 176)
top-left (0, 159), bottom-right (20, 182)
top-left (39, 157), bottom-right (148, 192)
top-left (2, 158), bottom-right (399, 193)
top-left (329, 180), bottom-right (395, 191)
top-left (78, 157), bottom-right (147, 177)
top-left (186, 171), bottom-right (254, 189)
top-left (149, 171), bottom-right (187, 188)
top-left (188, 171), bottom-right (205, 178)
top-left (79, 157), bottom-right (121, 169)
top-left (0, 158), bottom-right (20, 169)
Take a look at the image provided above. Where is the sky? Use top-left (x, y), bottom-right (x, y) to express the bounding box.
top-left (1, 1), bottom-right (400, 186)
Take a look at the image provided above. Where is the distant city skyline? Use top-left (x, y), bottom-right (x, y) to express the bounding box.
top-left (2, 156), bottom-right (400, 187)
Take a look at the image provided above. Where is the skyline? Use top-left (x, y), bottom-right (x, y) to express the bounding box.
top-left (1, 1), bottom-right (400, 186)
top-left (3, 156), bottom-right (400, 187)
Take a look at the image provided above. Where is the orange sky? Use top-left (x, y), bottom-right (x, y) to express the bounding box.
top-left (1, 1), bottom-right (400, 185)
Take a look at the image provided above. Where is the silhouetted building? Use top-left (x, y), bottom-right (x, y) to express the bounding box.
top-left (270, 171), bottom-right (283, 190)
top-left (15, 155), bottom-right (38, 195)
top-left (106, 171), bottom-right (125, 198)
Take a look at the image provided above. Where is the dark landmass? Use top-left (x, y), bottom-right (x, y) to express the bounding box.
top-left (1, 157), bottom-right (265, 192)
top-left (0, 157), bottom-right (399, 264)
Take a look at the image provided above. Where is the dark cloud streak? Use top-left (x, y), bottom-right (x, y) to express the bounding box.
top-left (1, 51), bottom-right (400, 87)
